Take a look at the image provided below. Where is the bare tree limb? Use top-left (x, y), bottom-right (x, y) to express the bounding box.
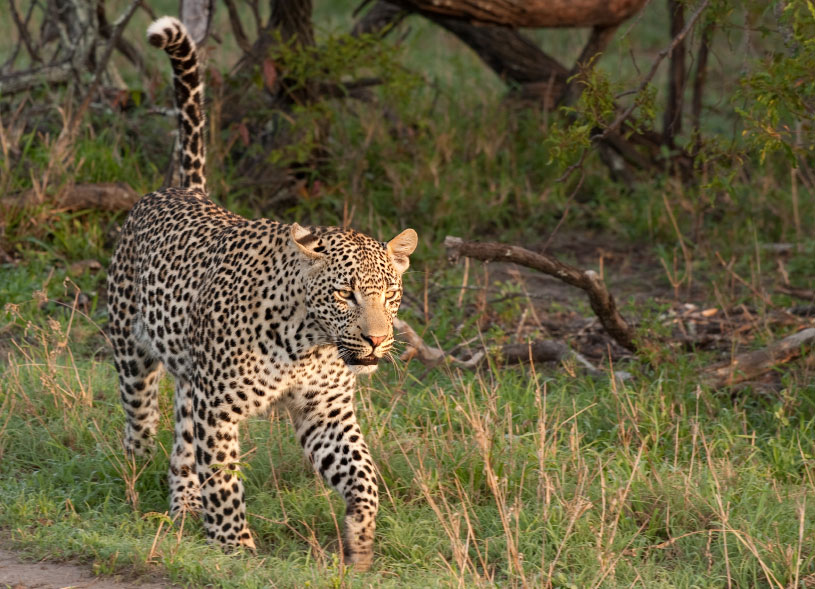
top-left (97, 1), bottom-right (147, 78)
top-left (702, 328), bottom-right (815, 387)
top-left (444, 236), bottom-right (638, 352)
top-left (223, 0), bottom-right (253, 55)
top-left (0, 61), bottom-right (74, 95)
top-left (386, 0), bottom-right (649, 28)
top-left (8, 0), bottom-right (43, 66)
top-left (52, 0), bottom-right (141, 168)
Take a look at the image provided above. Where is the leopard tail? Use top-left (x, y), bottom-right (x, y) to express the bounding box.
top-left (147, 17), bottom-right (207, 193)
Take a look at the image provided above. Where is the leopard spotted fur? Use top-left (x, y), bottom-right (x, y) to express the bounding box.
top-left (106, 17), bottom-right (417, 571)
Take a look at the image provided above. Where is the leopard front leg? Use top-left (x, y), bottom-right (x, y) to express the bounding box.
top-left (192, 388), bottom-right (256, 551)
top-left (292, 394), bottom-right (379, 571)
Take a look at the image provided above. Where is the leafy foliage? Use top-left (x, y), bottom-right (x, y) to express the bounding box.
top-left (736, 0), bottom-right (815, 163)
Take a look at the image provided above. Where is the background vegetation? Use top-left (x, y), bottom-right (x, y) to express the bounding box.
top-left (1, 0), bottom-right (814, 587)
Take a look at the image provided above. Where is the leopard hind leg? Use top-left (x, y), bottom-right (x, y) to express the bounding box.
top-left (113, 335), bottom-right (163, 458)
top-left (169, 378), bottom-right (202, 516)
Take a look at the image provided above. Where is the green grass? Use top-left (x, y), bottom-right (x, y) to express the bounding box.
top-left (1, 297), bottom-right (814, 587)
top-left (3, 0), bottom-right (815, 587)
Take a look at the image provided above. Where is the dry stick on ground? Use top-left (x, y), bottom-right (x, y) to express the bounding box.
top-left (702, 328), bottom-right (815, 387)
top-left (393, 318), bottom-right (601, 372)
top-left (444, 236), bottom-right (638, 352)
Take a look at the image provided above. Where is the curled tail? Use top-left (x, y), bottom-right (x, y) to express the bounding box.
top-left (147, 17), bottom-right (206, 193)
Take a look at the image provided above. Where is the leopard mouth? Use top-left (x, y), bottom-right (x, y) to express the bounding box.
top-left (346, 354), bottom-right (379, 367)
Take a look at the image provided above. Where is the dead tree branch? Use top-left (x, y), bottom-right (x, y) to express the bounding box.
top-left (8, 0), bottom-right (42, 66)
top-left (444, 236), bottom-right (638, 352)
top-left (0, 62), bottom-right (75, 95)
top-left (702, 328), bottom-right (815, 387)
top-left (394, 318), bottom-right (602, 372)
top-left (0, 183), bottom-right (140, 212)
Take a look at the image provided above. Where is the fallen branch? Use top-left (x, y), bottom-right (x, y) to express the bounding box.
top-left (1, 183), bottom-right (140, 212)
top-left (0, 61), bottom-right (75, 96)
top-left (776, 285), bottom-right (815, 302)
top-left (394, 318), bottom-right (446, 366)
top-left (702, 328), bottom-right (815, 387)
top-left (444, 236), bottom-right (638, 352)
top-left (394, 318), bottom-right (607, 374)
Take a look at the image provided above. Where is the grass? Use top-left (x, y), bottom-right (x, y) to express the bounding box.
top-left (1, 293), bottom-right (814, 587)
top-left (2, 0), bottom-right (815, 587)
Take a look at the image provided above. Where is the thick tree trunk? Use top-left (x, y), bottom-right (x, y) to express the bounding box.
top-left (430, 18), bottom-right (569, 108)
top-left (387, 0), bottom-right (649, 28)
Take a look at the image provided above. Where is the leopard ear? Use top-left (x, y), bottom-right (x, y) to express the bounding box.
top-left (291, 223), bottom-right (325, 259)
top-left (387, 228), bottom-right (417, 274)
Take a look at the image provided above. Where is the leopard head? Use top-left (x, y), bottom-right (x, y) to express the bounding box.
top-left (291, 223), bottom-right (418, 375)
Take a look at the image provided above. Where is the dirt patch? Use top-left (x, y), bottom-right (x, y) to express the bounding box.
top-left (0, 549), bottom-right (172, 589)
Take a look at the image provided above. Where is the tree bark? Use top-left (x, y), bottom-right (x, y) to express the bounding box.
top-left (387, 0), bottom-right (650, 28)
top-left (430, 18), bottom-right (569, 108)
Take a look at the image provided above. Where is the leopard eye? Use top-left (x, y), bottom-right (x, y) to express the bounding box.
top-left (336, 289), bottom-right (353, 300)
top-left (385, 289), bottom-right (400, 300)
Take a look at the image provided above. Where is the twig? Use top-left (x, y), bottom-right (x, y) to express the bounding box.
top-left (554, 0), bottom-right (709, 185)
top-left (444, 236), bottom-right (638, 352)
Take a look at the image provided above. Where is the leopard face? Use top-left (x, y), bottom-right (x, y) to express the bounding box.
top-left (294, 224), bottom-right (417, 375)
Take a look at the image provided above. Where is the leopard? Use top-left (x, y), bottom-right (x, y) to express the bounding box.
top-left (106, 16), bottom-right (417, 571)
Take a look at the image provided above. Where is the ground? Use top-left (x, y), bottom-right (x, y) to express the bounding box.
top-left (0, 549), bottom-right (171, 589)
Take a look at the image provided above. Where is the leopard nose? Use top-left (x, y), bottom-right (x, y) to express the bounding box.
top-left (363, 334), bottom-right (387, 349)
